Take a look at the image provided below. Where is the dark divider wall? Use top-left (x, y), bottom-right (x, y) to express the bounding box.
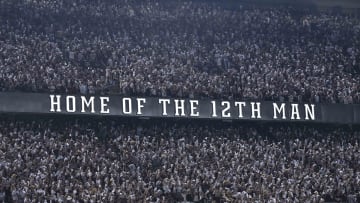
top-left (0, 92), bottom-right (359, 125)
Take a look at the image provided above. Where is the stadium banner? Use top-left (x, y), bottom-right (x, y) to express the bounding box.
top-left (0, 92), bottom-right (359, 124)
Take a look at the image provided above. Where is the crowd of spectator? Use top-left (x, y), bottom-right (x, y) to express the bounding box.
top-left (1, 1), bottom-right (360, 202)
top-left (0, 0), bottom-right (360, 103)
top-left (0, 117), bottom-right (359, 202)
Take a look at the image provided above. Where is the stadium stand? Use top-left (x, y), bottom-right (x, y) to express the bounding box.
top-left (0, 117), bottom-right (359, 202)
top-left (0, 0), bottom-right (359, 103)
top-left (0, 0), bottom-right (360, 202)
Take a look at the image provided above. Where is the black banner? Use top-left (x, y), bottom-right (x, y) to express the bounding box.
top-left (0, 92), bottom-right (359, 124)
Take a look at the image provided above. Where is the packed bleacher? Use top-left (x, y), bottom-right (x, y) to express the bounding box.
top-left (1, 0), bottom-right (360, 202)
top-left (0, 117), bottom-right (359, 202)
top-left (0, 0), bottom-right (359, 103)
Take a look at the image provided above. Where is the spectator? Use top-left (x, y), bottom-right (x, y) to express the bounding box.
top-left (0, 0), bottom-right (359, 103)
top-left (0, 117), bottom-right (359, 202)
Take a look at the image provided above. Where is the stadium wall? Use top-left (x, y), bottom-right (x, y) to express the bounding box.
top-left (0, 92), bottom-right (359, 124)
